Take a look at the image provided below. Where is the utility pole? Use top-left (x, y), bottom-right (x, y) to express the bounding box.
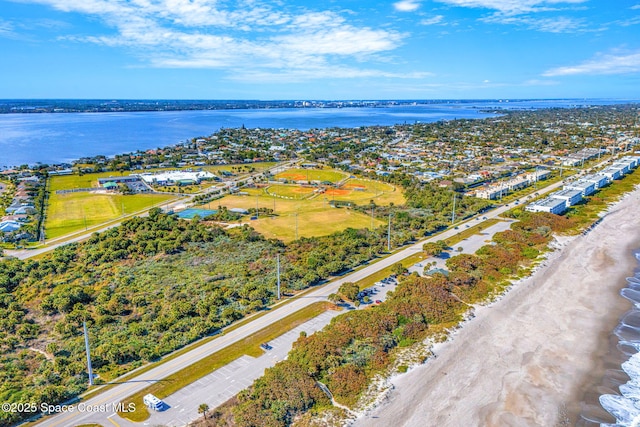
top-left (370, 205), bottom-right (374, 230)
top-left (387, 213), bottom-right (392, 251)
top-left (276, 254), bottom-right (281, 300)
top-left (451, 194), bottom-right (456, 224)
top-left (295, 212), bottom-right (298, 240)
top-left (83, 321), bottom-right (94, 386)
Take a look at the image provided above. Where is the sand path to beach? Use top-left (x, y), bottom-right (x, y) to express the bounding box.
top-left (354, 188), bottom-right (640, 427)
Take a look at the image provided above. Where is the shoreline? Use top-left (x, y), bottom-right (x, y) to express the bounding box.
top-left (352, 185), bottom-right (640, 427)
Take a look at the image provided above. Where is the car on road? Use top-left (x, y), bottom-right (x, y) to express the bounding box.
top-left (375, 300), bottom-right (382, 304)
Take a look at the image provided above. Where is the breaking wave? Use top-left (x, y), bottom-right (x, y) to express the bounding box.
top-left (598, 251), bottom-right (640, 427)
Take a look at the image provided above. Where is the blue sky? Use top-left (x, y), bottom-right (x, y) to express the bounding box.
top-left (0, 0), bottom-right (639, 99)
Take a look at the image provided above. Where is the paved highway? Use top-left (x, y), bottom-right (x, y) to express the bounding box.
top-left (32, 174), bottom-right (572, 427)
top-left (5, 161), bottom-right (296, 261)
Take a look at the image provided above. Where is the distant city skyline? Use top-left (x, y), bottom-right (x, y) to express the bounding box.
top-left (1, 0), bottom-right (639, 100)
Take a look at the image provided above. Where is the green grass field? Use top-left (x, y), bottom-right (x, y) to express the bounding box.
top-left (275, 168), bottom-right (347, 183)
top-left (332, 177), bottom-right (400, 203)
top-left (45, 192), bottom-right (175, 239)
top-left (216, 177), bottom-right (401, 241)
top-left (46, 173), bottom-right (176, 239)
top-left (266, 184), bottom-right (316, 199)
top-left (255, 208), bottom-right (382, 240)
top-left (48, 172), bottom-right (134, 192)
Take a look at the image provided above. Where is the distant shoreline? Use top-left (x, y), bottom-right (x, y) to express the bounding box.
top-left (0, 98), bottom-right (631, 114)
top-left (1, 99), bottom-right (635, 169)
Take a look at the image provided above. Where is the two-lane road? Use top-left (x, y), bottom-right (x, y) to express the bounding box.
top-left (33, 173), bottom-right (572, 427)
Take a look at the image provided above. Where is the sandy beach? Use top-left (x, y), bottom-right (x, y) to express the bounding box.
top-left (353, 186), bottom-right (640, 427)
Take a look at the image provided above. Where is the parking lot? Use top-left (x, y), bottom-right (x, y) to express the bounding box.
top-left (351, 276), bottom-right (399, 309)
top-left (408, 219), bottom-right (514, 275)
top-left (145, 310), bottom-right (341, 427)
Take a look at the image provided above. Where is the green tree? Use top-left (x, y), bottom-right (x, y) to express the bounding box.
top-left (422, 241), bottom-right (446, 257)
top-left (198, 403), bottom-right (209, 419)
top-left (391, 262), bottom-right (406, 276)
top-left (327, 293), bottom-right (341, 305)
top-left (338, 282), bottom-right (359, 302)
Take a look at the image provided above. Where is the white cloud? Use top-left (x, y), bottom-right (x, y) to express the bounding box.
top-left (394, 0), bottom-right (421, 12)
top-left (615, 16), bottom-right (640, 27)
top-left (434, 0), bottom-right (586, 15)
top-left (433, 0), bottom-right (588, 33)
top-left (543, 50), bottom-right (640, 76)
top-left (0, 19), bottom-right (14, 36)
top-left (22, 0), bottom-right (419, 81)
top-left (631, 4), bottom-right (640, 10)
top-left (420, 15), bottom-right (445, 25)
top-left (483, 14), bottom-right (583, 32)
top-left (229, 67), bottom-right (433, 83)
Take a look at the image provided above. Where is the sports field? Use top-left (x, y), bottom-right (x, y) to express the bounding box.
top-left (274, 168), bottom-right (347, 183)
top-left (329, 178), bottom-right (398, 202)
top-left (49, 172), bottom-right (133, 192)
top-left (215, 175), bottom-right (404, 241)
top-left (46, 174), bottom-right (175, 239)
top-left (266, 184), bottom-right (316, 199)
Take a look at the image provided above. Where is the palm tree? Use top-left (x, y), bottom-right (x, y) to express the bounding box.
top-left (198, 403), bottom-right (209, 419)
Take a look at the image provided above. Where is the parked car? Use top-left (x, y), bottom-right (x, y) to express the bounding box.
top-left (260, 343), bottom-right (272, 350)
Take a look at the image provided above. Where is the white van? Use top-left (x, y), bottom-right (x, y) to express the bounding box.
top-left (143, 394), bottom-right (164, 411)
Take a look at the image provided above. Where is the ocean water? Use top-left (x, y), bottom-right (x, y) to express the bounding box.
top-left (587, 251), bottom-right (640, 427)
top-left (0, 99), bottom-right (630, 168)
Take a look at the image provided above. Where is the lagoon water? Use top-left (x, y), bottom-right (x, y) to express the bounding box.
top-left (0, 99), bottom-right (627, 168)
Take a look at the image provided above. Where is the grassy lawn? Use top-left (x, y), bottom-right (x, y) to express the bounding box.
top-left (266, 184), bottom-right (316, 199)
top-left (45, 191), bottom-right (175, 239)
top-left (212, 176), bottom-right (403, 241)
top-left (253, 208), bottom-right (383, 241)
top-left (49, 172), bottom-right (134, 192)
top-left (119, 301), bottom-right (334, 422)
top-left (275, 168), bottom-right (347, 183)
top-left (214, 191), bottom-right (384, 241)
